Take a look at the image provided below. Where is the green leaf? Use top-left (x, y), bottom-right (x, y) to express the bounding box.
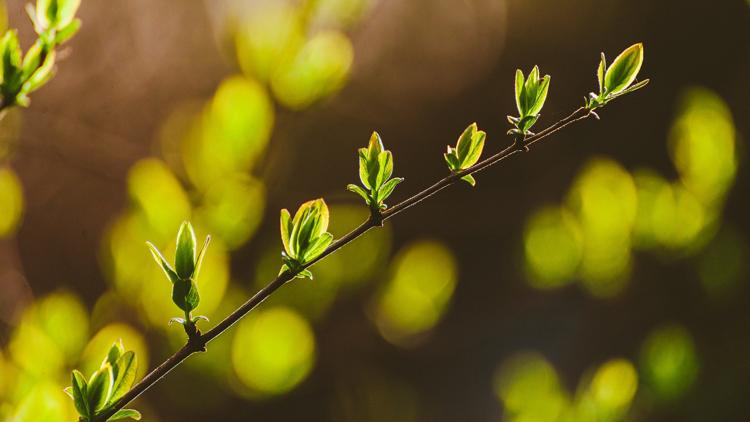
top-left (597, 52), bottom-right (606, 94)
top-left (527, 74), bottom-right (550, 117)
top-left (55, 0), bottom-right (81, 28)
top-left (21, 40), bottom-right (44, 81)
top-left (146, 242), bottom-right (179, 284)
top-left (367, 131), bottom-right (384, 156)
top-left (444, 147), bottom-right (459, 171)
top-left (87, 364), bottom-right (114, 412)
top-left (455, 123), bottom-right (476, 164)
top-left (357, 148), bottom-right (371, 190)
top-left (1, 30), bottom-right (22, 92)
top-left (24, 49), bottom-right (56, 93)
top-left (279, 209), bottom-right (293, 257)
top-left (377, 177), bottom-right (403, 204)
top-left (55, 18), bottom-right (81, 44)
top-left (460, 126), bottom-right (485, 168)
top-left (34, 0), bottom-right (52, 30)
top-left (175, 221), bottom-right (197, 279)
top-left (104, 341), bottom-right (124, 368)
top-left (519, 114), bottom-right (539, 134)
top-left (296, 269), bottom-right (314, 280)
top-left (302, 232), bottom-right (333, 263)
top-left (71, 370), bottom-right (90, 417)
top-left (604, 43), bottom-right (644, 96)
top-left (193, 235), bottom-right (211, 279)
top-left (514, 69), bottom-right (524, 115)
top-left (375, 150), bottom-right (393, 190)
top-left (110, 351), bottom-right (137, 404)
top-left (460, 174), bottom-right (476, 186)
top-left (108, 409), bottom-right (142, 421)
top-left (292, 199), bottom-right (329, 256)
top-left (347, 183), bottom-right (371, 203)
top-left (172, 279), bottom-right (200, 312)
top-left (521, 66), bottom-right (540, 114)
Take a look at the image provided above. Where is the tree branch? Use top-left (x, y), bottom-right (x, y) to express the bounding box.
top-left (96, 105), bottom-right (595, 421)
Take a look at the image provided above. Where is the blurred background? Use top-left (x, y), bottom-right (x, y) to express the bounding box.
top-left (0, 0), bottom-right (748, 420)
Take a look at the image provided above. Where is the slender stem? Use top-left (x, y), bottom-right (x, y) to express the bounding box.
top-left (96, 105), bottom-right (595, 421)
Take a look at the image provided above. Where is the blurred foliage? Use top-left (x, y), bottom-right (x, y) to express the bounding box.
top-left (698, 227), bottom-right (748, 300)
top-left (254, 204), bottom-right (392, 321)
top-left (0, 165), bottom-right (23, 237)
top-left (640, 324), bottom-right (698, 402)
top-left (494, 353), bottom-right (639, 421)
top-left (524, 87), bottom-right (738, 296)
top-left (234, 1), bottom-right (356, 109)
top-left (372, 240), bottom-right (458, 346)
top-left (231, 306), bottom-right (316, 397)
top-left (91, 0), bottom-right (371, 410)
top-left (0, 292), bottom-right (93, 421)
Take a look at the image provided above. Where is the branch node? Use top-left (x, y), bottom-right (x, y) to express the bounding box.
top-left (369, 206), bottom-right (385, 227)
top-left (184, 322), bottom-right (207, 352)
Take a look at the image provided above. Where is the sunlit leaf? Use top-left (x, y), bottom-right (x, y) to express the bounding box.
top-left (604, 43), bottom-right (644, 95)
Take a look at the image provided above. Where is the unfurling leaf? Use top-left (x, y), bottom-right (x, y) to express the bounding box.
top-left (604, 43), bottom-right (644, 96)
top-left (175, 221), bottom-right (197, 279)
top-left (109, 409), bottom-right (142, 421)
top-left (445, 123), bottom-right (486, 185)
top-left (87, 364), bottom-right (114, 412)
top-left (279, 198), bottom-right (333, 279)
top-left (67, 342), bottom-right (141, 421)
top-left (349, 131), bottom-right (404, 211)
top-left (146, 222), bottom-right (211, 324)
top-left (508, 66), bottom-right (551, 136)
top-left (71, 370), bottom-right (90, 417)
top-left (587, 43), bottom-right (647, 109)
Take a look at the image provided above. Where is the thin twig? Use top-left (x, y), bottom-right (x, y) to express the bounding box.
top-left (96, 105), bottom-right (595, 421)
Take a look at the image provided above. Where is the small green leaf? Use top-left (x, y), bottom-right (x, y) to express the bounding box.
top-left (377, 177), bottom-right (403, 204)
top-left (527, 74), bottom-right (550, 117)
top-left (55, 18), bottom-right (81, 44)
top-left (104, 341), bottom-right (124, 368)
top-left (55, 0), bottom-right (81, 28)
top-left (280, 209), bottom-right (293, 257)
top-left (175, 221), bottom-right (197, 279)
top-left (302, 232), bottom-right (333, 263)
top-left (172, 279), bottom-right (199, 312)
top-left (375, 150), bottom-right (393, 190)
top-left (347, 184), bottom-right (370, 203)
top-left (110, 351), bottom-right (137, 404)
top-left (519, 114), bottom-right (540, 133)
top-left (597, 52), bottom-right (606, 94)
top-left (444, 148), bottom-right (459, 171)
top-left (514, 69), bottom-right (524, 115)
top-left (87, 364), bottom-right (114, 412)
top-left (455, 123), bottom-right (476, 164)
top-left (357, 148), bottom-right (371, 190)
top-left (146, 242), bottom-right (179, 284)
top-left (460, 126), bottom-right (485, 168)
top-left (604, 43), bottom-right (644, 96)
top-left (460, 174), bottom-right (476, 186)
top-left (21, 40), bottom-right (44, 81)
top-left (71, 370), bottom-right (90, 417)
top-left (24, 49), bottom-right (56, 94)
top-left (193, 235), bottom-right (211, 279)
top-left (109, 409), bottom-right (142, 421)
top-left (297, 269), bottom-right (314, 280)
